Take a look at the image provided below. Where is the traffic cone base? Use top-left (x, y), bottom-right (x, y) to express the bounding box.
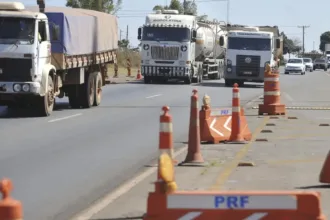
top-left (258, 103), bottom-right (286, 115)
top-left (319, 151), bottom-right (330, 184)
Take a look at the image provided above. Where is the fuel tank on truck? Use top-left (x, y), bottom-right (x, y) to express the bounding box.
top-left (195, 22), bottom-right (227, 61)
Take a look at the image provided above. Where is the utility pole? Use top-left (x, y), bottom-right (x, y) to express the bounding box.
top-left (183, 0), bottom-right (186, 14)
top-left (126, 25), bottom-right (128, 41)
top-left (297, 25), bottom-right (310, 55)
top-left (120, 29), bottom-right (123, 40)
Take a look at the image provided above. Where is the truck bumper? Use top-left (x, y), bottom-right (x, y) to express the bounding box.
top-left (141, 65), bottom-right (190, 78)
top-left (0, 81), bottom-right (41, 95)
top-left (224, 66), bottom-right (264, 83)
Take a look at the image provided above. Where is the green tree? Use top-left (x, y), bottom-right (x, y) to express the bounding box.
top-left (281, 32), bottom-right (301, 55)
top-left (66, 0), bottom-right (122, 14)
top-left (169, 0), bottom-right (183, 13)
top-left (183, 1), bottom-right (197, 15)
top-left (118, 39), bottom-right (129, 48)
top-left (152, 0), bottom-right (197, 15)
top-left (319, 31), bottom-right (330, 52)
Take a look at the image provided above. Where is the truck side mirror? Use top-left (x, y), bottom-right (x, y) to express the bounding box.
top-left (276, 38), bottom-right (281, 49)
top-left (138, 27), bottom-right (142, 40)
top-left (191, 30), bottom-right (197, 42)
top-left (219, 36), bottom-right (224, 46)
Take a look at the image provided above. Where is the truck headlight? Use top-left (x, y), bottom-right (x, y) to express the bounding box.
top-left (227, 59), bottom-right (232, 65)
top-left (22, 84), bottom-right (30, 92)
top-left (13, 84), bottom-right (21, 92)
top-left (227, 67), bottom-right (232, 72)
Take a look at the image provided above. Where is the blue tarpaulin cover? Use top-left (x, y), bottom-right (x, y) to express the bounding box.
top-left (26, 6), bottom-right (118, 56)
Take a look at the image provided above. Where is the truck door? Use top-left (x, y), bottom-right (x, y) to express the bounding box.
top-left (37, 20), bottom-right (51, 76)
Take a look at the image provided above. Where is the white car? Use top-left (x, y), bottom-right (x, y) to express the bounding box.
top-left (284, 58), bottom-right (306, 75)
top-left (303, 58), bottom-right (313, 72)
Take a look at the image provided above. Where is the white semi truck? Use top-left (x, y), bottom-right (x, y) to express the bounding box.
top-left (219, 25), bottom-right (281, 87)
top-left (0, 2), bottom-right (118, 116)
top-left (138, 10), bottom-right (227, 84)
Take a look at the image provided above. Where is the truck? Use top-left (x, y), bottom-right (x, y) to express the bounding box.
top-left (0, 1), bottom-right (118, 116)
top-left (325, 43), bottom-right (330, 68)
top-left (137, 10), bottom-right (227, 84)
top-left (219, 25), bottom-right (282, 87)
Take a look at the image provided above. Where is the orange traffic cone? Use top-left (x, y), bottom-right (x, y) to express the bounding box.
top-left (0, 178), bottom-right (23, 220)
top-left (180, 89), bottom-right (205, 166)
top-left (229, 83), bottom-right (246, 144)
top-left (136, 68), bottom-right (142, 80)
top-left (319, 151), bottom-right (330, 184)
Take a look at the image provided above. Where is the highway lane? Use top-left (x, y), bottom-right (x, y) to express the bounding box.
top-left (0, 79), bottom-right (264, 220)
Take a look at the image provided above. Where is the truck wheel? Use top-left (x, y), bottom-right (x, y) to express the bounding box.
top-left (184, 76), bottom-right (191, 84)
top-left (93, 72), bottom-right (102, 106)
top-left (224, 79), bottom-right (232, 87)
top-left (37, 75), bottom-right (55, 116)
top-left (81, 73), bottom-right (95, 108)
top-left (144, 76), bottom-right (151, 84)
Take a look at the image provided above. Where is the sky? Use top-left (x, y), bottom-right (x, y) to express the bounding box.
top-left (9, 0), bottom-right (329, 52)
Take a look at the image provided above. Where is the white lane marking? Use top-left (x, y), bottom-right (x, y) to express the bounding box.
top-left (146, 94), bottom-right (162, 99)
top-left (178, 212), bottom-right (202, 220)
top-left (71, 146), bottom-right (187, 220)
top-left (283, 92), bottom-right (293, 101)
top-left (224, 116), bottom-right (232, 131)
top-left (48, 113), bottom-right (82, 123)
top-left (210, 118), bottom-right (224, 136)
top-left (243, 213), bottom-right (268, 220)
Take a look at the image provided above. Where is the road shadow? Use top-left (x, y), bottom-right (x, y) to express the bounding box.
top-left (0, 102), bottom-right (77, 119)
top-left (199, 82), bottom-right (263, 88)
top-left (295, 184), bottom-right (330, 189)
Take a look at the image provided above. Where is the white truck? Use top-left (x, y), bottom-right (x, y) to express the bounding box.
top-left (325, 43), bottom-right (330, 68)
top-left (138, 10), bottom-right (227, 84)
top-left (0, 2), bottom-right (118, 116)
top-left (219, 25), bottom-right (281, 87)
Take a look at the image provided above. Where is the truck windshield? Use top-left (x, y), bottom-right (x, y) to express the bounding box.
top-left (142, 27), bottom-right (191, 42)
top-left (0, 17), bottom-right (35, 45)
top-left (228, 37), bottom-right (271, 51)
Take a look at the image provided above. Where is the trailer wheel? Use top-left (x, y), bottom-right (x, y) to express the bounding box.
top-left (93, 72), bottom-right (102, 106)
top-left (37, 75), bottom-right (55, 116)
top-left (81, 72), bottom-right (95, 108)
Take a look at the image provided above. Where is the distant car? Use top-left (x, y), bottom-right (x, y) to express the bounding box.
top-left (313, 58), bottom-right (328, 71)
top-left (285, 58), bottom-right (306, 75)
top-left (303, 58), bottom-right (313, 72)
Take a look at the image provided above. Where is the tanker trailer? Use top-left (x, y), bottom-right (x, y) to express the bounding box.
top-left (196, 21), bottom-right (227, 79)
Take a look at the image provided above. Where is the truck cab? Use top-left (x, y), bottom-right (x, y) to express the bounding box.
top-left (138, 10), bottom-right (200, 84)
top-left (219, 27), bottom-right (281, 87)
top-left (0, 2), bottom-right (56, 114)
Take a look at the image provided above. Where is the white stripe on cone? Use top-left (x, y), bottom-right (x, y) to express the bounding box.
top-left (178, 212), bottom-right (202, 220)
top-left (243, 213), bottom-right (268, 220)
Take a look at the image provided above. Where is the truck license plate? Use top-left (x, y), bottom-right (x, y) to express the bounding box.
top-left (243, 71), bottom-right (252, 75)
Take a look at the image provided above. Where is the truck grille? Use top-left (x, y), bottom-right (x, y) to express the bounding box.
top-left (0, 58), bottom-right (32, 82)
top-left (236, 55), bottom-right (261, 77)
top-left (151, 46), bottom-right (179, 60)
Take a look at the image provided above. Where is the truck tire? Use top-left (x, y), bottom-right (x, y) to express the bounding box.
top-left (144, 76), bottom-right (151, 84)
top-left (93, 72), bottom-right (102, 106)
top-left (225, 79), bottom-right (232, 87)
top-left (184, 76), bottom-right (191, 84)
top-left (80, 72), bottom-right (95, 108)
top-left (37, 75), bottom-right (55, 116)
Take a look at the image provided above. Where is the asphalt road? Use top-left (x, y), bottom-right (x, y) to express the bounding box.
top-left (0, 78), bottom-right (264, 220)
